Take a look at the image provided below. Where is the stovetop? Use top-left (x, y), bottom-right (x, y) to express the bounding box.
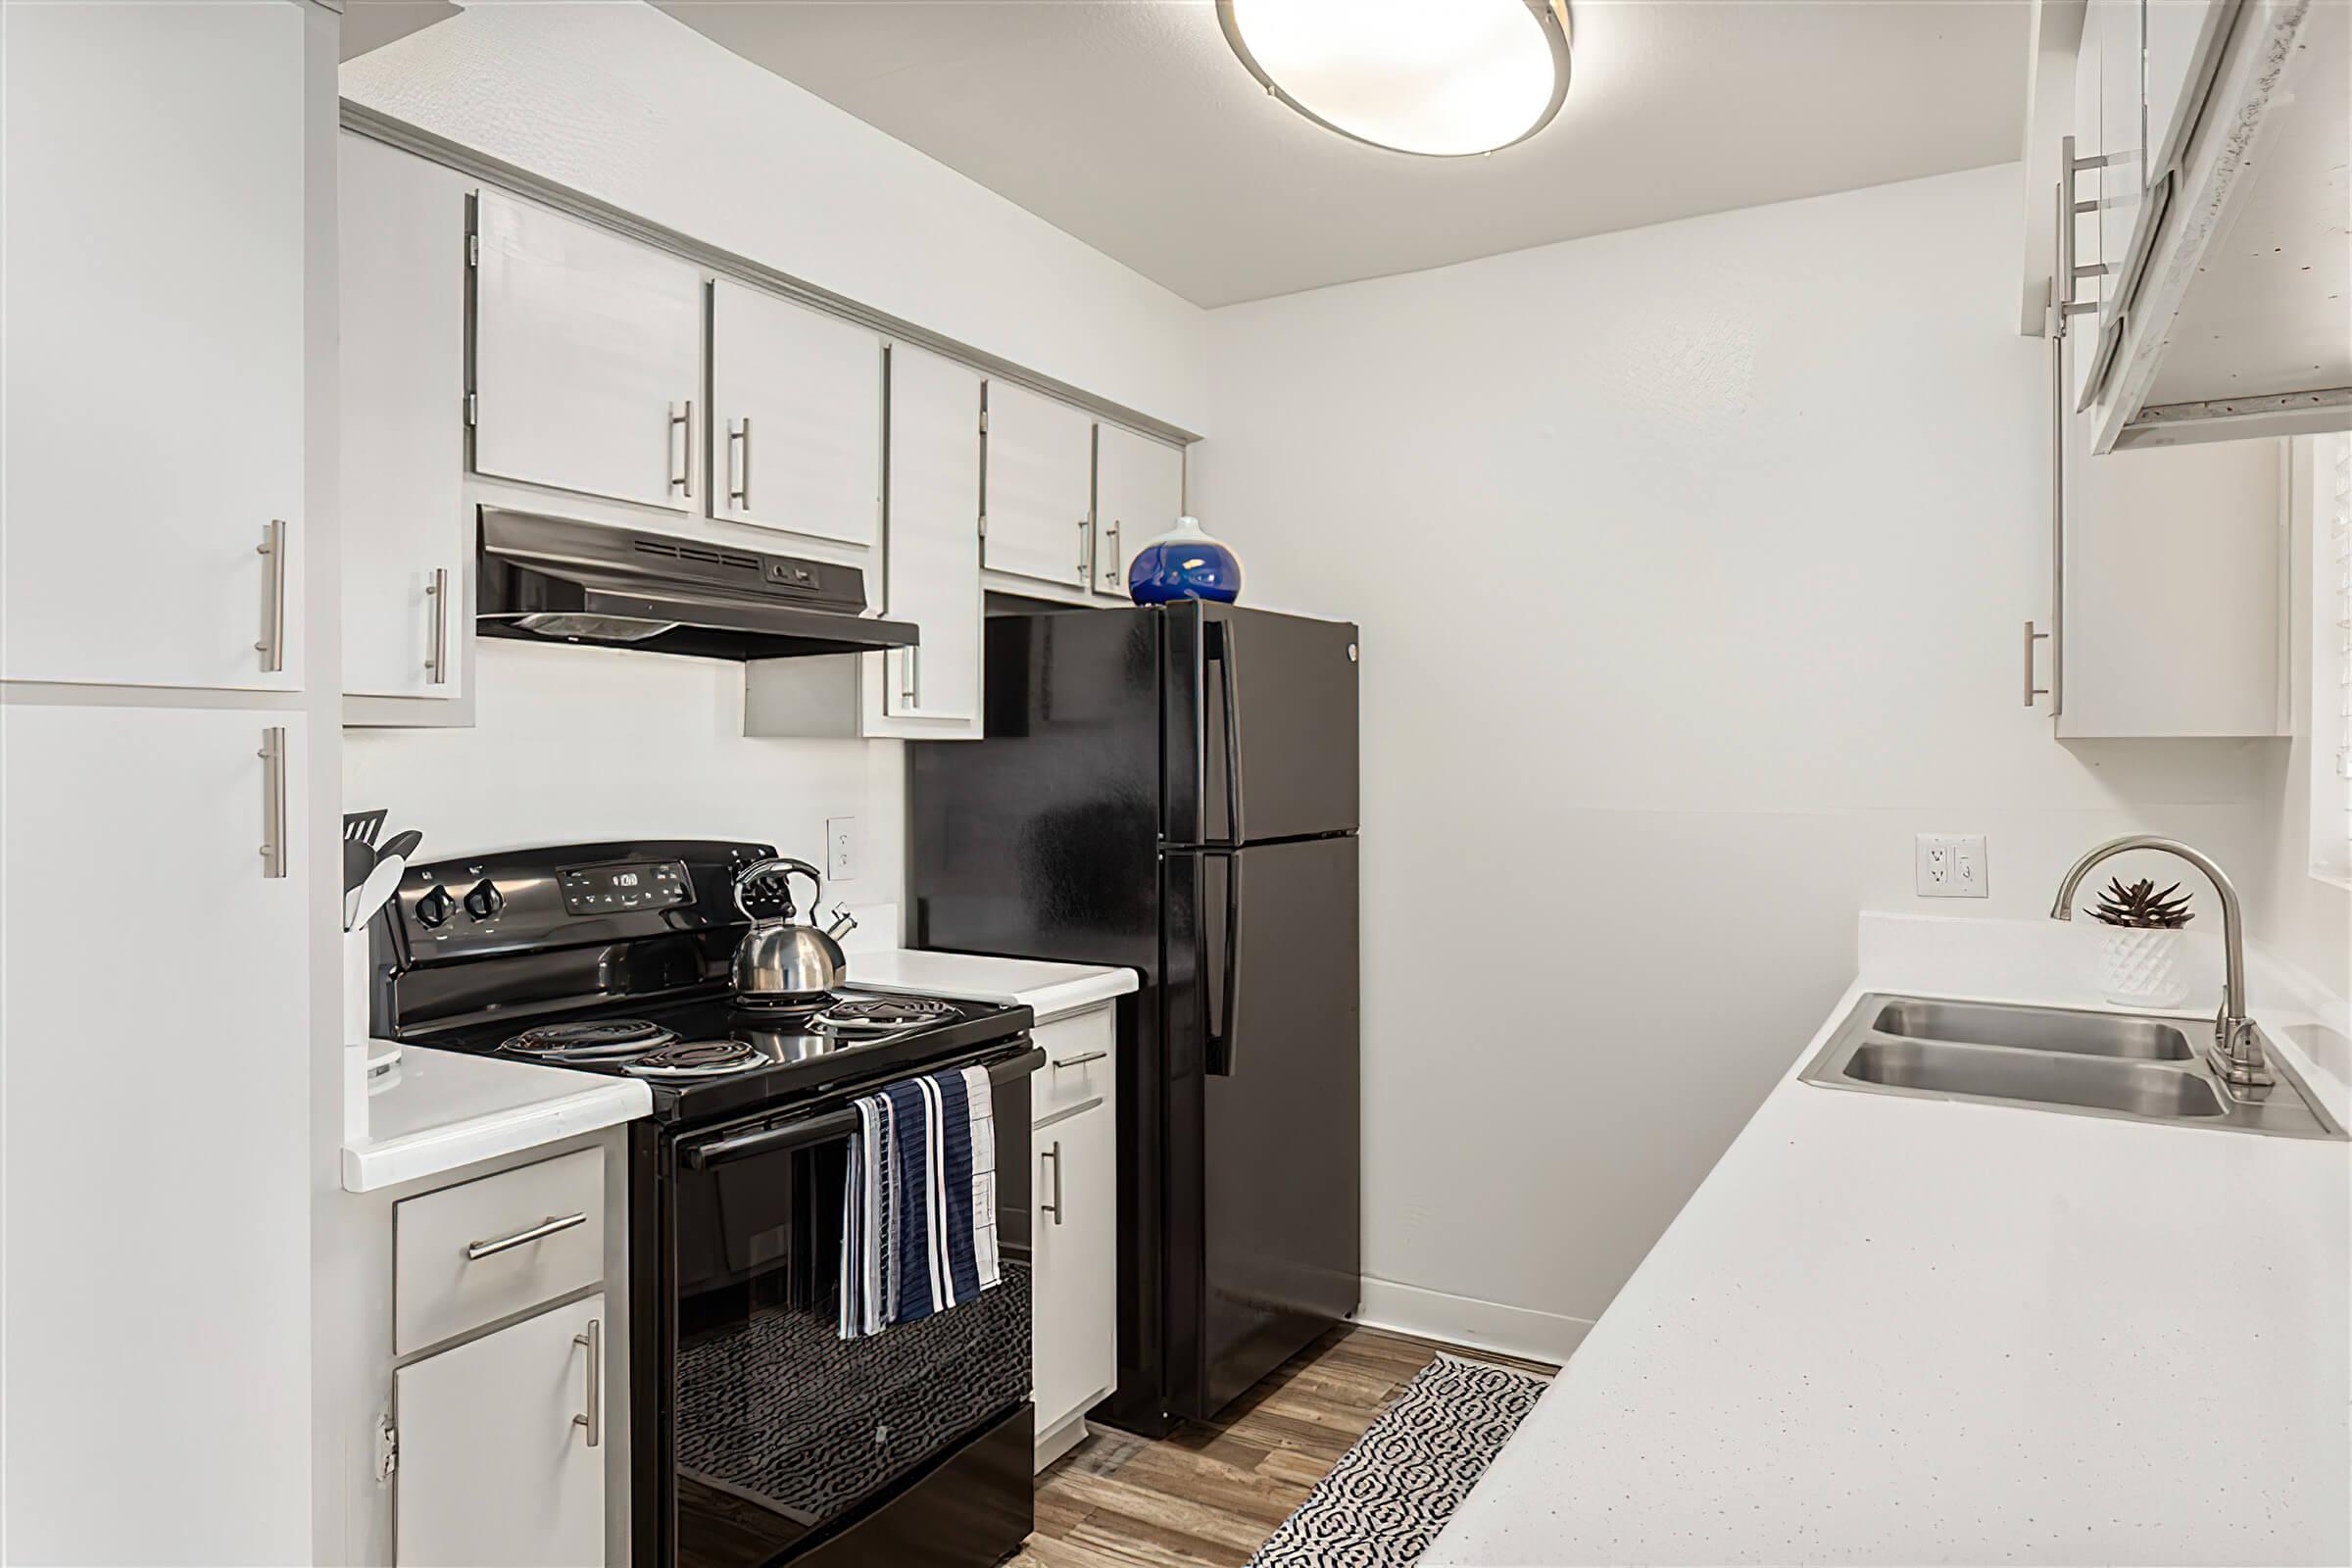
top-left (399, 985), bottom-right (1032, 1126)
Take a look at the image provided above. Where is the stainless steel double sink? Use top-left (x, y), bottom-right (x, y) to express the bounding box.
top-left (1800, 995), bottom-right (2346, 1140)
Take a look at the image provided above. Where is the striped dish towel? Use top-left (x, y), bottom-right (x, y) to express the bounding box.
top-left (839, 1065), bottom-right (1002, 1339)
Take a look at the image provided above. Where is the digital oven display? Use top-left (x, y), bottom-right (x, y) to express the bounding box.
top-left (560, 859), bottom-right (692, 915)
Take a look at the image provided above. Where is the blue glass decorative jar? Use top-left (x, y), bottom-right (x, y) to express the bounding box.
top-left (1127, 515), bottom-right (1244, 605)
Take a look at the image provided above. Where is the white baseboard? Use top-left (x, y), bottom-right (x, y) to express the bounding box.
top-left (1351, 1276), bottom-right (1594, 1367)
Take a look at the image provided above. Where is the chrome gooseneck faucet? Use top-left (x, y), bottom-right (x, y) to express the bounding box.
top-left (2049, 835), bottom-right (2269, 1090)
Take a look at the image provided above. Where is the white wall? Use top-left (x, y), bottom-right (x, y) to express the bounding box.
top-left (344, 639), bottom-right (904, 921)
top-left (339, 0), bottom-right (1208, 433)
top-left (1194, 164), bottom-right (2286, 1358)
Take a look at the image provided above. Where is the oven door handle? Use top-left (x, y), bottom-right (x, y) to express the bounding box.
top-left (682, 1046), bottom-right (1045, 1169)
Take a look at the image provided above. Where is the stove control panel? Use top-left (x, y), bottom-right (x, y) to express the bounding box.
top-left (560, 859), bottom-right (692, 915)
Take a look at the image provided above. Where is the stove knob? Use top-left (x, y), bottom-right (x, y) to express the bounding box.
top-left (464, 879), bottom-right (505, 921)
top-left (415, 886), bottom-right (455, 928)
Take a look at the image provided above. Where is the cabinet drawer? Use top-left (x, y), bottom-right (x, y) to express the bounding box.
top-left (1032, 1009), bottom-right (1114, 1122)
top-left (396, 1150), bottom-right (604, 1355)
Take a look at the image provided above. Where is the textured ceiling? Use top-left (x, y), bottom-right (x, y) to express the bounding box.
top-left (656, 0), bottom-right (2032, 308)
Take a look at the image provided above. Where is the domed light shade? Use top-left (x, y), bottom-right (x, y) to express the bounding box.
top-left (1219, 0), bottom-right (1573, 158)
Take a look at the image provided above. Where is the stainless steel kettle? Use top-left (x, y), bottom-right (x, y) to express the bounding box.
top-left (729, 857), bottom-right (858, 1004)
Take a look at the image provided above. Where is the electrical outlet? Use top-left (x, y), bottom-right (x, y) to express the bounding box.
top-left (1916, 833), bottom-right (1987, 898)
top-left (825, 816), bottom-right (857, 883)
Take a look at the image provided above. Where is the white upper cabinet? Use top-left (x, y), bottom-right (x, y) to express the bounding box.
top-left (983, 381), bottom-right (1096, 590)
top-left (343, 134), bottom-right (469, 705)
top-left (1092, 425), bottom-right (1185, 601)
top-left (710, 280), bottom-right (884, 549)
top-left (2, 2), bottom-right (305, 690)
top-left (394, 1294), bottom-right (608, 1567)
top-left (883, 347), bottom-right (984, 727)
top-left (471, 190), bottom-right (705, 512)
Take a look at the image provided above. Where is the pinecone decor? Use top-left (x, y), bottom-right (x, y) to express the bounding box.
top-left (2086, 878), bottom-right (2193, 1007)
top-left (2088, 877), bottom-right (2194, 929)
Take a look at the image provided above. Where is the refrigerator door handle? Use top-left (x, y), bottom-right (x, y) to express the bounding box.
top-left (1214, 617), bottom-right (1245, 845)
top-left (1206, 851), bottom-right (1244, 1077)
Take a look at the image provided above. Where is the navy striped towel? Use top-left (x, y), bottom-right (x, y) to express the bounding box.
top-left (838, 1065), bottom-right (1002, 1339)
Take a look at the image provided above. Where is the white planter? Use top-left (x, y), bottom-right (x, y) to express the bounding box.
top-left (2096, 926), bottom-right (2191, 1009)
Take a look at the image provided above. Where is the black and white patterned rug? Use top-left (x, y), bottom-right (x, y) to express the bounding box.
top-left (1247, 1352), bottom-right (1550, 1567)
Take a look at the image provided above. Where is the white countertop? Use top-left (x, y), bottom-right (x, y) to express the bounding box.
top-left (1428, 914), bottom-right (2352, 1567)
top-left (845, 948), bottom-right (1136, 1020)
top-left (340, 1045), bottom-right (650, 1193)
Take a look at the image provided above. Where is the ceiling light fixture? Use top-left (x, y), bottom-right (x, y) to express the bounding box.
top-left (1218, 0), bottom-right (1573, 159)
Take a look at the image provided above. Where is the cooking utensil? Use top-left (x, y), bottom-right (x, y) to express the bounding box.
top-left (342, 808), bottom-right (386, 848)
top-left (350, 855), bottom-right (406, 934)
top-left (729, 857), bottom-right (858, 1004)
top-left (376, 829), bottom-right (422, 866)
top-left (344, 839), bottom-right (375, 893)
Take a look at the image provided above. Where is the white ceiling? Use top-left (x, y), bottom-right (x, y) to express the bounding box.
top-left (656, 0), bottom-right (2033, 309)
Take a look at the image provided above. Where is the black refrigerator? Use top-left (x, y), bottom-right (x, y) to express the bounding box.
top-left (907, 600), bottom-right (1360, 1436)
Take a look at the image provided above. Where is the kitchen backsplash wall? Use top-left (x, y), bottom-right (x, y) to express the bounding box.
top-left (343, 639), bottom-right (904, 925)
top-left (1194, 162), bottom-right (2286, 1360)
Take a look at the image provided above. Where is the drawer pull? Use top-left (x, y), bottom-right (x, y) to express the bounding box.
top-left (464, 1211), bottom-right (587, 1261)
top-left (1051, 1050), bottom-right (1107, 1070)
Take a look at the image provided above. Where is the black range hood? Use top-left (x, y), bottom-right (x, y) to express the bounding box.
top-left (475, 507), bottom-right (917, 662)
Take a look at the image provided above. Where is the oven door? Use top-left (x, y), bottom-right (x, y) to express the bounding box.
top-left (657, 1045), bottom-right (1039, 1568)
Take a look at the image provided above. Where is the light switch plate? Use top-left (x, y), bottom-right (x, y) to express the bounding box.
top-left (825, 816), bottom-right (858, 883)
top-left (1916, 833), bottom-right (1987, 898)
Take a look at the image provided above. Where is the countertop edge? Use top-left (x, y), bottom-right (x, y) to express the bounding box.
top-left (340, 1078), bottom-right (651, 1194)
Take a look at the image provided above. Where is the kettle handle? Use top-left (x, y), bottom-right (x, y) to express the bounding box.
top-left (732, 856), bottom-right (822, 921)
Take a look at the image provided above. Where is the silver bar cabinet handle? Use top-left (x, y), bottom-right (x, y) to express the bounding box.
top-left (425, 567), bottom-right (450, 686)
top-left (464, 1210), bottom-right (587, 1261)
top-left (1102, 520), bottom-right (1121, 588)
top-left (572, 1318), bottom-right (602, 1446)
top-left (258, 726), bottom-right (287, 879)
top-left (1076, 517), bottom-right (1090, 583)
top-left (901, 645), bottom-right (919, 707)
top-left (255, 518), bottom-right (288, 673)
top-left (1052, 1050), bottom-right (1107, 1070)
top-left (670, 401), bottom-right (694, 498)
top-left (2024, 620), bottom-right (2050, 707)
top-left (727, 416), bottom-right (750, 509)
top-left (1040, 1141), bottom-right (1063, 1225)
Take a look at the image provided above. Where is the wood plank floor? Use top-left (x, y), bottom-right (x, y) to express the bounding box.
top-left (1010, 1328), bottom-right (1558, 1568)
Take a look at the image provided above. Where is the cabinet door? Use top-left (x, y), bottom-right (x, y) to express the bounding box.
top-left (344, 135), bottom-right (469, 701)
top-left (711, 280), bottom-right (883, 548)
top-left (2061, 434), bottom-right (2284, 737)
top-left (983, 381), bottom-right (1095, 589)
top-left (396, 1295), bottom-right (608, 1567)
top-left (1092, 424), bottom-right (1186, 601)
top-left (472, 190), bottom-right (704, 512)
top-left (2144, 0), bottom-right (2227, 178)
top-left (2, 707), bottom-right (311, 1564)
top-left (2067, 13), bottom-right (2111, 408)
top-left (2, 3), bottom-right (305, 690)
top-left (884, 347), bottom-right (984, 723)
top-left (2094, 0), bottom-right (2145, 329)
top-left (1032, 1099), bottom-right (1117, 1441)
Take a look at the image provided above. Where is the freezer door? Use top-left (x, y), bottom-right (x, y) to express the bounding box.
top-left (1169, 836), bottom-right (1361, 1416)
top-left (1164, 604), bottom-right (1360, 848)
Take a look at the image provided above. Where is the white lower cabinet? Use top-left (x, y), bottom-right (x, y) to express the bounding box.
top-left (395, 1294), bottom-right (609, 1568)
top-left (1030, 1005), bottom-right (1119, 1470)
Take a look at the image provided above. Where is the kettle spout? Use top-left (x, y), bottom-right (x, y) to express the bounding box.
top-left (824, 906), bottom-right (859, 941)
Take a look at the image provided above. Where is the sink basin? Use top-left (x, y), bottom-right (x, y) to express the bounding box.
top-left (1842, 1040), bottom-right (2227, 1118)
top-left (1800, 994), bottom-right (2345, 1140)
top-left (1872, 998), bottom-right (2191, 1059)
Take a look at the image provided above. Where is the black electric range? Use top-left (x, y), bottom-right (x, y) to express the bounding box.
top-left (369, 840), bottom-right (1042, 1568)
